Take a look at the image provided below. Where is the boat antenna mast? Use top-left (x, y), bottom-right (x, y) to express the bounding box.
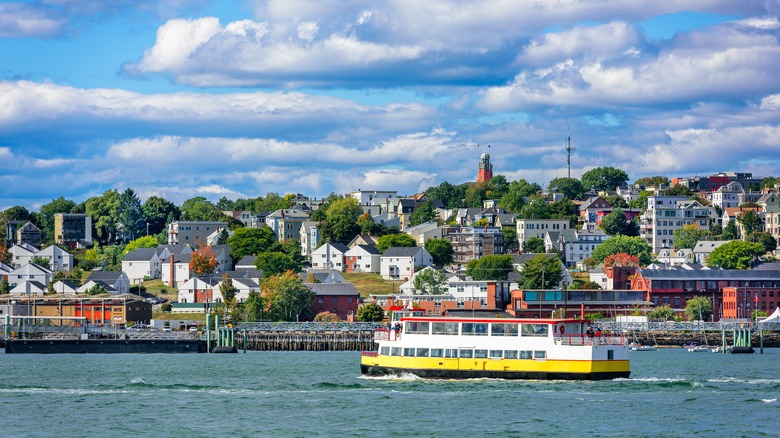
top-left (565, 127), bottom-right (575, 179)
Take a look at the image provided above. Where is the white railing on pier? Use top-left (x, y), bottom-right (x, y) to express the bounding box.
top-left (594, 320), bottom-right (760, 332)
top-left (236, 322), bottom-right (386, 332)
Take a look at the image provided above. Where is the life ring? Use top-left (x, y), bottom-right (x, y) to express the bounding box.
top-left (560, 325), bottom-right (565, 334)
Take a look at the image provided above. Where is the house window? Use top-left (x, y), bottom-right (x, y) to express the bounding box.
top-left (332, 297), bottom-right (338, 303)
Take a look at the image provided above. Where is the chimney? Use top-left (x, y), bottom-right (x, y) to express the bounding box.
top-left (169, 254), bottom-right (175, 287)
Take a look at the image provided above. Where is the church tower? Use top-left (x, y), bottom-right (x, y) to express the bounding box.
top-left (477, 151), bottom-right (493, 183)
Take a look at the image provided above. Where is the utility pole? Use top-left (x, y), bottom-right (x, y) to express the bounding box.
top-left (565, 127), bottom-right (575, 179)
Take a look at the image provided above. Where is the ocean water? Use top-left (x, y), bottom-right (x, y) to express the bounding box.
top-left (1, 348), bottom-right (779, 437)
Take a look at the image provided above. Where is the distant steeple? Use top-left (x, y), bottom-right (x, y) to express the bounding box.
top-left (477, 145), bottom-right (493, 183)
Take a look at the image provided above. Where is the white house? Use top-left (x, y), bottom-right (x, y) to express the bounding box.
top-left (380, 247), bottom-right (434, 280)
top-left (77, 280), bottom-right (118, 294)
top-left (546, 229), bottom-right (608, 269)
top-left (122, 247), bottom-right (162, 284)
top-left (657, 248), bottom-right (695, 266)
top-left (311, 243), bottom-right (349, 271)
top-left (206, 227), bottom-right (233, 245)
top-left (345, 245), bottom-right (381, 273)
top-left (11, 280), bottom-right (46, 296)
top-left (85, 271), bottom-right (131, 295)
top-left (302, 269), bottom-right (346, 284)
top-left (161, 253), bottom-right (192, 287)
top-left (209, 245), bottom-right (233, 273)
top-left (300, 221), bottom-right (319, 260)
top-left (235, 256), bottom-right (257, 270)
top-left (692, 240), bottom-right (734, 264)
top-left (51, 279), bottom-right (79, 295)
top-left (9, 243), bottom-right (38, 268)
top-left (36, 245), bottom-right (74, 272)
top-left (8, 263), bottom-right (53, 288)
top-left (177, 277), bottom-right (219, 304)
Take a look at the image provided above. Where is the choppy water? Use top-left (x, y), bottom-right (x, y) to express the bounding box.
top-left (1, 348), bottom-right (779, 437)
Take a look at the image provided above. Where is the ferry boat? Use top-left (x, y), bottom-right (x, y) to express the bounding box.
top-left (360, 314), bottom-right (630, 380)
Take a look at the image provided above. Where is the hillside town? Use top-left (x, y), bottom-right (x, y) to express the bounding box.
top-left (1, 152), bottom-right (779, 328)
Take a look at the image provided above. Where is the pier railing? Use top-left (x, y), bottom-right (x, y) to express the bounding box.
top-left (236, 322), bottom-right (386, 332)
top-left (593, 320), bottom-right (765, 331)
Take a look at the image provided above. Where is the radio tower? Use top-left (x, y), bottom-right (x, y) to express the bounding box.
top-left (565, 127), bottom-right (575, 178)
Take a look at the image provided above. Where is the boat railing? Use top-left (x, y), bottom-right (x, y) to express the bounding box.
top-left (554, 334), bottom-right (627, 347)
top-left (374, 328), bottom-right (403, 342)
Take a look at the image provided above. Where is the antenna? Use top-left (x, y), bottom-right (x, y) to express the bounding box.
top-left (565, 127), bottom-right (575, 179)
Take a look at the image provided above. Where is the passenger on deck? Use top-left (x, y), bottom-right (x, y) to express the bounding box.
top-left (586, 327), bottom-right (594, 338)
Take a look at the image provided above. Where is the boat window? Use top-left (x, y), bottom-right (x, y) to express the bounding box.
top-left (431, 322), bottom-right (447, 334)
top-left (521, 324), bottom-right (549, 337)
top-left (444, 349), bottom-right (458, 358)
top-left (534, 351), bottom-right (547, 359)
top-left (403, 348), bottom-right (415, 357)
top-left (491, 323), bottom-right (518, 336)
top-left (430, 348), bottom-right (444, 358)
top-left (391, 347), bottom-right (402, 356)
top-left (416, 348), bottom-right (430, 357)
top-left (489, 350), bottom-right (502, 358)
top-left (380, 346), bottom-right (390, 356)
top-left (405, 321), bottom-right (430, 335)
top-left (474, 349), bottom-right (488, 358)
top-left (445, 322), bottom-right (459, 335)
top-left (460, 349), bottom-right (474, 358)
top-left (504, 350), bottom-right (518, 359)
top-left (519, 350), bottom-right (533, 359)
top-left (462, 322), bottom-right (488, 336)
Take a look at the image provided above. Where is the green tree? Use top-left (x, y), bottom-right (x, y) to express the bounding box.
top-left (521, 196), bottom-right (551, 219)
top-left (747, 232), bottom-right (777, 253)
top-left (263, 271), bottom-right (315, 321)
top-left (38, 196), bottom-right (78, 244)
top-left (117, 188), bottom-right (144, 242)
top-left (684, 296), bottom-right (713, 322)
top-left (181, 196), bottom-right (223, 221)
top-left (142, 196), bottom-right (180, 236)
top-left (547, 177), bottom-right (585, 200)
top-left (189, 246), bottom-right (218, 276)
top-left (581, 166), bottom-right (629, 192)
top-left (592, 235), bottom-right (654, 266)
top-left (627, 190), bottom-right (652, 211)
top-left (256, 252), bottom-right (301, 277)
top-left (706, 241), bottom-right (764, 269)
top-left (31, 256), bottom-right (51, 268)
top-left (0, 277), bottom-right (9, 295)
top-left (219, 272), bottom-right (238, 320)
top-left (721, 220), bottom-right (738, 240)
top-left (319, 197), bottom-right (362, 245)
top-left (424, 181), bottom-right (466, 209)
top-left (314, 311), bottom-right (341, 322)
top-left (523, 237), bottom-right (545, 253)
top-left (280, 238), bottom-right (307, 269)
top-left (634, 176), bottom-right (670, 187)
top-left (600, 208), bottom-right (638, 236)
top-left (376, 234), bottom-right (416, 252)
top-left (672, 224), bottom-right (711, 250)
top-left (86, 190), bottom-right (120, 245)
top-left (216, 228), bottom-right (230, 245)
top-left (603, 195), bottom-right (628, 209)
top-left (664, 184), bottom-right (693, 196)
top-left (648, 304), bottom-right (674, 321)
top-left (518, 254), bottom-right (563, 289)
top-left (236, 290), bottom-right (267, 322)
top-left (227, 227), bottom-right (280, 260)
top-left (736, 210), bottom-right (762, 238)
top-left (424, 239), bottom-right (454, 267)
top-left (464, 181), bottom-right (491, 208)
top-left (85, 283), bottom-right (108, 296)
top-left (410, 202), bottom-right (437, 226)
top-left (466, 254), bottom-right (515, 280)
top-left (413, 268), bottom-right (448, 294)
top-left (356, 302), bottom-right (386, 322)
top-left (123, 235), bottom-right (159, 255)
top-left (358, 213), bottom-right (384, 236)
top-left (502, 227), bottom-right (518, 253)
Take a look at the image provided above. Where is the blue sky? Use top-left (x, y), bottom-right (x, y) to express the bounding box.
top-left (1, 0), bottom-right (779, 210)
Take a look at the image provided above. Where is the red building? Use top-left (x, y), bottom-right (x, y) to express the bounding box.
top-left (308, 283), bottom-right (360, 321)
top-left (476, 152), bottom-right (493, 183)
top-left (721, 286), bottom-right (780, 319)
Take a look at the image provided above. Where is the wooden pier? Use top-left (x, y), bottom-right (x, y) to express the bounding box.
top-left (239, 330), bottom-right (376, 351)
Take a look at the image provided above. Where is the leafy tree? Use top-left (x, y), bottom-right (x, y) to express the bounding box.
top-left (592, 235), bottom-right (654, 266)
top-left (424, 181), bottom-right (465, 209)
top-left (86, 190), bottom-right (120, 245)
top-left (751, 310), bottom-right (768, 323)
top-left (123, 236), bottom-right (159, 255)
top-left (256, 252), bottom-right (300, 277)
top-left (547, 177), bottom-right (585, 200)
top-left (466, 254), bottom-right (515, 280)
top-left (279, 238), bottom-right (307, 269)
top-left (664, 184), bottom-right (693, 196)
top-left (85, 283), bottom-right (108, 296)
top-left (603, 195), bottom-right (628, 209)
top-left (189, 246), bottom-right (218, 276)
top-left (235, 290), bottom-right (267, 322)
top-left (413, 268), bottom-right (448, 294)
top-left (684, 296), bottom-right (713, 322)
top-left (627, 190), bottom-right (652, 211)
top-left (117, 188), bottom-right (144, 242)
top-left (548, 198), bottom-right (579, 227)
top-left (721, 220), bottom-right (738, 240)
top-left (518, 254), bottom-right (563, 289)
top-left (0, 242), bottom-right (12, 265)
top-left (181, 196), bottom-right (224, 221)
top-left (569, 279), bottom-right (601, 290)
top-left (410, 202), bottom-right (437, 226)
top-left (464, 181), bottom-right (491, 208)
top-left (219, 272), bottom-right (238, 320)
top-left (38, 196), bottom-right (78, 244)
top-left (319, 197), bottom-right (362, 245)
top-left (672, 224), bottom-right (711, 250)
top-left (581, 166), bottom-right (629, 192)
top-left (648, 304), bottom-right (674, 321)
top-left (227, 227), bottom-right (280, 260)
top-left (314, 311), bottom-right (340, 322)
top-left (520, 196), bottom-right (551, 219)
top-left (600, 208), bottom-right (638, 236)
top-left (216, 228), bottom-right (230, 245)
top-left (1, 205), bottom-right (31, 222)
top-left (424, 239), bottom-right (454, 267)
top-left (216, 196), bottom-right (235, 211)
top-left (736, 210), bottom-right (762, 238)
top-left (760, 176), bottom-right (780, 189)
top-left (706, 241), bottom-right (764, 269)
top-left (747, 232), bottom-right (777, 253)
top-left (502, 227), bottom-right (518, 253)
top-left (634, 176), bottom-right (670, 187)
top-left (31, 256), bottom-right (51, 268)
top-left (0, 277), bottom-right (8, 294)
top-left (263, 271), bottom-right (315, 321)
top-left (602, 253), bottom-right (640, 268)
top-left (376, 234), bottom-right (416, 252)
top-left (356, 302), bottom-right (386, 322)
top-left (523, 237), bottom-right (545, 253)
top-left (142, 196), bottom-right (180, 236)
